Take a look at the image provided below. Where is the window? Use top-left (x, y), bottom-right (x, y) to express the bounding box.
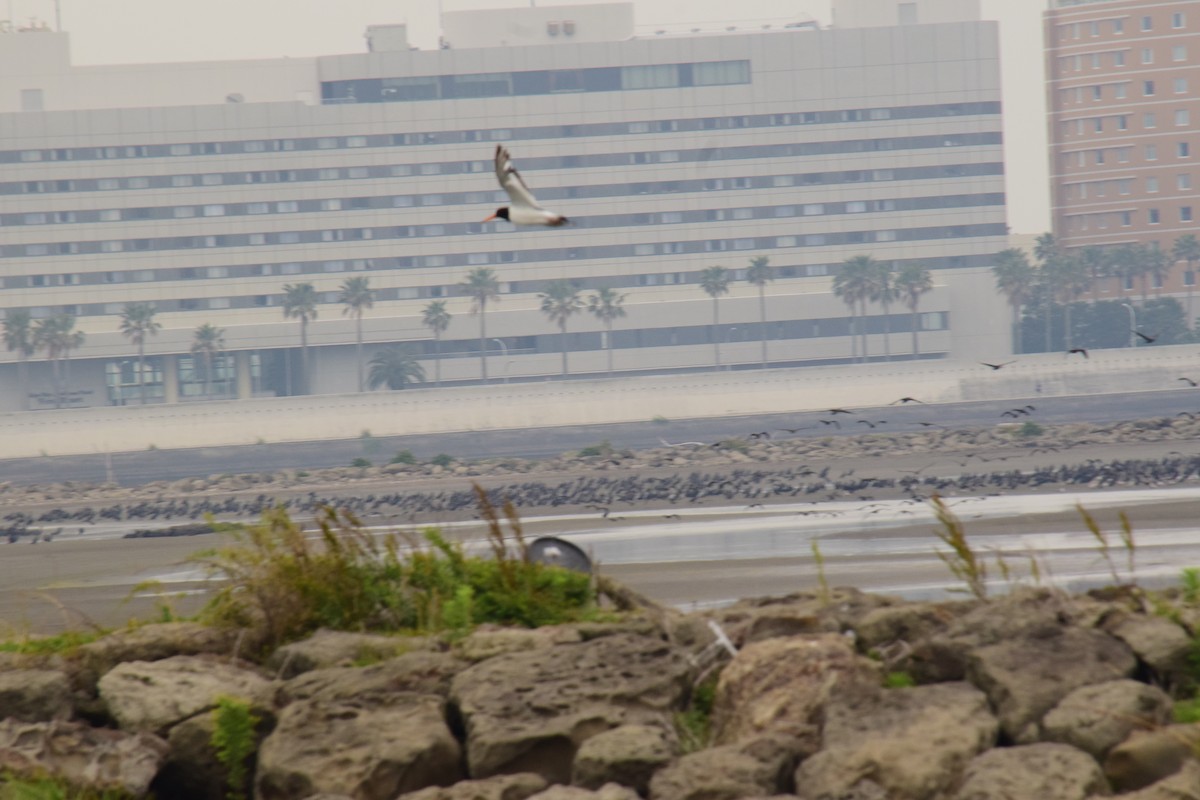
top-left (347, 166), bottom-right (369, 179)
top-left (1121, 211), bottom-right (1132, 226)
top-left (1142, 15), bottom-right (1152, 31)
top-left (1147, 144), bottom-right (1158, 160)
top-left (100, 241), bottom-right (123, 253)
top-left (99, 209), bottom-right (121, 221)
top-left (169, 144), bottom-right (192, 156)
top-left (1113, 51), bottom-right (1126, 67)
top-left (1180, 142), bottom-right (1192, 158)
top-left (278, 232), bottom-right (300, 244)
top-left (346, 136), bottom-right (367, 148)
top-left (1113, 18), bottom-right (1124, 34)
top-left (1174, 45), bottom-right (1187, 62)
top-left (320, 199), bottom-right (343, 211)
top-left (202, 204), bottom-right (225, 216)
top-left (1183, 207), bottom-right (1194, 222)
top-left (1175, 77), bottom-right (1188, 93)
top-left (1144, 80), bottom-right (1156, 96)
top-left (1091, 53), bottom-right (1101, 69)
top-left (173, 207), bottom-right (196, 218)
top-left (1149, 208), bottom-right (1161, 224)
top-left (621, 64), bottom-right (678, 89)
top-left (1147, 176), bottom-right (1159, 193)
top-left (127, 177), bottom-right (149, 189)
top-left (802, 204), bottom-right (824, 216)
top-left (171, 175), bottom-right (194, 187)
top-left (1144, 112), bottom-right (1157, 128)
top-left (1092, 85), bottom-right (1102, 100)
top-left (1094, 118), bottom-right (1104, 133)
top-left (247, 202), bottom-right (269, 214)
top-left (1095, 149), bottom-right (1105, 165)
top-left (1141, 48), bottom-right (1154, 64)
top-left (846, 201), bottom-right (867, 213)
top-left (1173, 12), bottom-right (1184, 28)
top-left (898, 2), bottom-right (916, 24)
top-left (1117, 115), bottom-right (1128, 131)
top-left (276, 201), bottom-right (299, 212)
top-left (1179, 174), bottom-right (1192, 190)
top-left (1177, 110), bottom-right (1191, 126)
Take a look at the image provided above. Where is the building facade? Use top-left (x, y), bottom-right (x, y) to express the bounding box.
top-left (0, 2), bottom-right (1009, 411)
top-left (1045, 0), bottom-right (1200, 296)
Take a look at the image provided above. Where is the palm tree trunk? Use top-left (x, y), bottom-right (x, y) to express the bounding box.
top-left (850, 309), bottom-right (858, 362)
top-left (204, 352), bottom-right (213, 397)
top-left (712, 297), bottom-right (721, 370)
top-left (860, 299), bottom-right (870, 363)
top-left (434, 333), bottom-right (442, 387)
top-left (910, 307), bottom-right (919, 358)
top-left (355, 315), bottom-right (364, 393)
top-left (300, 320), bottom-right (310, 395)
top-left (758, 286), bottom-right (767, 369)
top-left (882, 301), bottom-right (892, 361)
top-left (18, 355), bottom-right (28, 411)
top-left (1064, 303), bottom-right (1073, 351)
top-left (1044, 292), bottom-right (1053, 353)
top-left (605, 321), bottom-right (614, 376)
top-left (284, 349), bottom-right (293, 396)
top-left (560, 321), bottom-right (568, 377)
top-left (137, 343), bottom-right (146, 405)
top-left (479, 304), bottom-right (489, 383)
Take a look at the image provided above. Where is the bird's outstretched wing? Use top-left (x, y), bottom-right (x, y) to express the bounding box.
top-left (494, 145), bottom-right (543, 210)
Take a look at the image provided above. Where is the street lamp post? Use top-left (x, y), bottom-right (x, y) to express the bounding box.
top-left (491, 338), bottom-right (509, 383)
top-left (1121, 303), bottom-right (1137, 348)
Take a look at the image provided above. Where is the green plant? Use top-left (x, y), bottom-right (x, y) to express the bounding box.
top-left (359, 429), bottom-right (382, 455)
top-left (716, 438), bottom-right (750, 454)
top-left (0, 630), bottom-right (101, 656)
top-left (1077, 504), bottom-right (1136, 585)
top-left (931, 494), bottom-right (988, 600)
top-left (811, 540), bottom-right (830, 606)
top-left (0, 774), bottom-right (137, 800)
top-left (1181, 568), bottom-right (1200, 603)
top-left (1018, 420), bottom-right (1043, 437)
top-left (430, 453), bottom-right (453, 468)
top-left (147, 443), bottom-right (158, 451)
top-left (578, 440), bottom-right (614, 458)
top-left (675, 670), bottom-right (721, 753)
top-left (651, 415), bottom-right (669, 425)
top-left (211, 695), bottom-right (260, 800)
top-left (350, 457), bottom-right (372, 468)
top-left (1174, 696), bottom-right (1200, 724)
top-left (255, 437), bottom-right (266, 445)
top-left (294, 470), bottom-right (309, 478)
top-left (884, 671), bottom-right (916, 689)
top-left (390, 450), bottom-right (417, 465)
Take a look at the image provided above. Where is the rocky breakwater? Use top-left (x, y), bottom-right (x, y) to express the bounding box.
top-left (0, 586), bottom-right (1199, 799)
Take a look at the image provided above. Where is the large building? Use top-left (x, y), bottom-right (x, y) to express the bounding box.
top-left (0, 0), bottom-right (1009, 411)
top-left (1045, 0), bottom-right (1200, 290)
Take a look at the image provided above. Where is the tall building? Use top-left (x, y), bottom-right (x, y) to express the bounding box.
top-left (0, 2), bottom-right (1009, 411)
top-left (1045, 0), bottom-right (1199, 290)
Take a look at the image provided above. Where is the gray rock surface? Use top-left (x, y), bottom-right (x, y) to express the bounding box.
top-left (74, 622), bottom-right (249, 688)
top-left (0, 717), bottom-right (168, 796)
top-left (255, 692), bottom-right (462, 800)
top-left (399, 773), bottom-right (549, 800)
top-left (953, 742), bottom-right (1109, 800)
top-left (1089, 758), bottom-right (1200, 800)
top-left (277, 650), bottom-right (467, 706)
top-left (267, 628), bottom-right (429, 678)
top-left (529, 785), bottom-right (640, 800)
top-left (711, 588), bottom-right (893, 646)
top-left (451, 633), bottom-right (689, 783)
top-left (1103, 724), bottom-right (1200, 793)
top-left (98, 654), bottom-right (273, 735)
top-left (649, 735), bottom-right (801, 800)
top-left (571, 724), bottom-right (677, 794)
top-left (454, 625), bottom-right (584, 662)
top-left (1103, 612), bottom-right (1193, 688)
top-left (0, 669), bottom-right (72, 721)
top-left (794, 682), bottom-right (998, 800)
top-left (965, 626), bottom-right (1136, 742)
top-left (1041, 679), bottom-right (1173, 758)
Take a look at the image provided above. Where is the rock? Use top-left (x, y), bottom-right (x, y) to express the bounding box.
top-left (1042, 679), bottom-right (1173, 759)
top-left (98, 655), bottom-right (273, 735)
top-left (451, 633), bottom-right (690, 783)
top-left (853, 601), bottom-right (969, 657)
top-left (400, 773), bottom-right (549, 800)
top-left (571, 724), bottom-right (677, 794)
top-left (965, 626), bottom-right (1136, 742)
top-left (1103, 724), bottom-right (1200, 793)
top-left (454, 625), bottom-right (584, 662)
top-left (255, 692), bottom-right (462, 800)
top-left (710, 633), bottom-right (879, 747)
top-left (953, 742), bottom-right (1109, 800)
top-left (1089, 758), bottom-right (1200, 800)
top-left (1103, 612), bottom-right (1193, 689)
top-left (794, 682), bottom-right (998, 800)
top-left (711, 588), bottom-right (893, 646)
top-left (648, 735), bottom-right (802, 800)
top-left (0, 669), bottom-right (72, 721)
top-left (530, 785), bottom-right (641, 800)
top-left (267, 629), bottom-right (430, 678)
top-left (0, 717), bottom-right (168, 796)
top-left (154, 706), bottom-right (268, 800)
top-left (277, 650), bottom-right (467, 706)
top-left (74, 622), bottom-right (252, 689)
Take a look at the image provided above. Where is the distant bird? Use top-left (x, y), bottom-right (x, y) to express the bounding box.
top-left (980, 361), bottom-right (1015, 370)
top-left (1179, 377), bottom-right (1198, 387)
top-left (748, 431), bottom-right (771, 440)
top-left (1132, 330), bottom-right (1158, 344)
top-left (484, 144), bottom-right (568, 227)
top-left (819, 419), bottom-right (842, 429)
top-left (856, 419), bottom-right (878, 428)
top-left (1067, 348), bottom-right (1088, 358)
top-left (891, 397), bottom-right (925, 405)
top-left (828, 408), bottom-right (854, 415)
top-left (913, 421), bottom-right (944, 428)
top-left (776, 426), bottom-right (810, 434)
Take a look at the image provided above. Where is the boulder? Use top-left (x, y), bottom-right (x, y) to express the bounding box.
top-left (710, 633), bottom-right (879, 747)
top-left (153, 705), bottom-right (267, 800)
top-left (400, 773), bottom-right (549, 800)
top-left (277, 650), bottom-right (467, 706)
top-left (571, 724), bottom-right (677, 794)
top-left (73, 622), bottom-right (249, 689)
top-left (266, 629), bottom-right (431, 679)
top-left (98, 655), bottom-right (273, 736)
top-left (530, 785), bottom-right (640, 800)
top-left (1103, 724), bottom-right (1200, 793)
top-left (952, 742), bottom-right (1109, 800)
top-left (853, 601), bottom-right (968, 657)
top-left (255, 692), bottom-right (462, 800)
top-left (1041, 679), bottom-right (1173, 759)
top-left (649, 735), bottom-right (801, 800)
top-left (711, 588), bottom-right (894, 646)
top-left (451, 633), bottom-right (689, 783)
top-left (0, 669), bottom-right (72, 721)
top-left (454, 625), bottom-right (584, 663)
top-left (0, 717), bottom-right (168, 796)
top-left (1089, 758), bottom-right (1200, 800)
top-left (1102, 612), bottom-right (1193, 689)
top-left (794, 682), bottom-right (998, 800)
top-left (965, 626), bottom-right (1136, 742)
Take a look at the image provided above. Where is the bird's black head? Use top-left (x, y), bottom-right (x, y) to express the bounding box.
top-left (483, 207), bottom-right (510, 222)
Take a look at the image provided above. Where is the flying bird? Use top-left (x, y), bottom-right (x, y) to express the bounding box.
top-left (828, 408), bottom-right (854, 415)
top-left (980, 361), bottom-right (1015, 371)
top-left (484, 144), bottom-right (568, 227)
top-left (1179, 377), bottom-right (1198, 387)
top-left (819, 419), bottom-right (842, 429)
top-left (1132, 330), bottom-right (1158, 344)
top-left (1067, 348), bottom-right (1088, 358)
top-left (891, 397), bottom-right (925, 405)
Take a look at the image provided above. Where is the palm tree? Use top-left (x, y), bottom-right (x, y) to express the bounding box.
top-left (1054, 255), bottom-right (1091, 351)
top-left (991, 248), bottom-right (1035, 354)
top-left (367, 347), bottom-right (426, 390)
top-left (421, 300), bottom-right (452, 387)
top-left (191, 323), bottom-right (225, 397)
top-left (1077, 246), bottom-right (1110, 304)
top-left (745, 256), bottom-right (773, 369)
top-left (34, 314), bottom-right (84, 409)
top-left (3, 309), bottom-right (36, 410)
top-left (339, 276), bottom-right (374, 393)
top-left (1109, 244), bottom-right (1142, 301)
top-left (282, 282), bottom-right (319, 395)
top-left (118, 302), bottom-right (161, 405)
top-left (866, 262), bottom-right (896, 361)
top-left (1144, 245), bottom-right (1169, 300)
top-left (538, 280), bottom-right (583, 378)
top-left (833, 256), bottom-right (878, 362)
top-left (893, 263), bottom-right (933, 358)
top-left (699, 266), bottom-right (730, 370)
top-left (1172, 234), bottom-right (1200, 328)
top-left (1033, 234), bottom-right (1063, 353)
top-left (460, 268), bottom-right (500, 383)
top-left (587, 287), bottom-right (627, 376)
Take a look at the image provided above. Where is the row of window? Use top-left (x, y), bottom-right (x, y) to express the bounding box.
top-left (2, 100), bottom-right (1000, 166)
top-left (321, 60), bottom-right (750, 104)
top-left (1057, 43), bottom-right (1189, 73)
top-left (4, 192), bottom-right (1005, 260)
top-left (1064, 205), bottom-right (1195, 231)
top-left (1064, 172), bottom-right (1193, 200)
top-left (0, 164), bottom-right (1004, 230)
top-left (1060, 140), bottom-right (1192, 168)
top-left (1056, 11), bottom-right (1185, 40)
top-left (1059, 75), bottom-right (1190, 105)
top-left (1061, 107), bottom-right (1193, 135)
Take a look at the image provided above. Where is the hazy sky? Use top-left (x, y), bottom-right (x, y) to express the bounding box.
top-left (9, 0), bottom-right (1050, 233)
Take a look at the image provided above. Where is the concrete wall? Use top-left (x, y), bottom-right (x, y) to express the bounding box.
top-left (1, 344), bottom-right (1196, 459)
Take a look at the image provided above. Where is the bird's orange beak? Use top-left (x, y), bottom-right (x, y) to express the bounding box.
top-left (482, 213), bottom-right (497, 222)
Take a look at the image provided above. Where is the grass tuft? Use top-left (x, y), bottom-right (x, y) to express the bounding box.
top-left (930, 494), bottom-right (987, 600)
